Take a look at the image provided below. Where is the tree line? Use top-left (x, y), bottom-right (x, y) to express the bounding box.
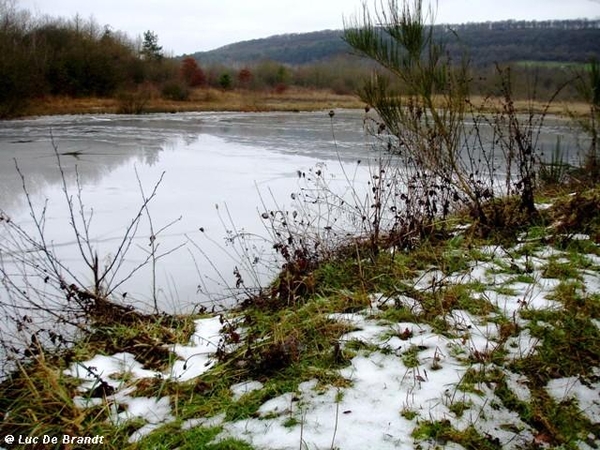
top-left (0, 2), bottom-right (365, 116)
top-left (0, 2), bottom-right (183, 117)
top-left (1, 0), bottom-right (598, 118)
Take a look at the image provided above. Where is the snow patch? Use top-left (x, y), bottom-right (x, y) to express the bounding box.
top-left (231, 380), bottom-right (264, 401)
top-left (547, 377), bottom-right (600, 424)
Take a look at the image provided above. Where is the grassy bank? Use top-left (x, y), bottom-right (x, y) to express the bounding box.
top-left (2, 185), bottom-right (599, 449)
top-left (18, 88), bottom-right (364, 117)
top-left (15, 88), bottom-right (591, 118)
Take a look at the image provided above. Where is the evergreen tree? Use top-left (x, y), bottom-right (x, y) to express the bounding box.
top-left (141, 30), bottom-right (163, 61)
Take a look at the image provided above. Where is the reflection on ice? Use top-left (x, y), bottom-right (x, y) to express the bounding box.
top-left (0, 111), bottom-right (582, 315)
top-left (0, 111), bottom-right (377, 314)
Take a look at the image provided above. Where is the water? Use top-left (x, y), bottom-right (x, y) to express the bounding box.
top-left (0, 110), bottom-right (583, 316)
top-left (0, 111), bottom-right (379, 314)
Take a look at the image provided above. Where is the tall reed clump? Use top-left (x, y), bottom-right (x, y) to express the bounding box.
top-left (343, 0), bottom-right (565, 234)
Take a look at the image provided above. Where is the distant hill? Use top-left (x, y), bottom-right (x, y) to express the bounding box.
top-left (187, 30), bottom-right (348, 65)
top-left (187, 20), bottom-right (600, 67)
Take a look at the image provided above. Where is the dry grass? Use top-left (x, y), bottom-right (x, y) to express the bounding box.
top-left (23, 96), bottom-right (120, 116)
top-left (22, 87), bottom-right (364, 117)
top-left (20, 89), bottom-right (588, 118)
top-left (467, 95), bottom-right (590, 117)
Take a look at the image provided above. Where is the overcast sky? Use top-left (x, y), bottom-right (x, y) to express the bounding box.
top-left (16, 0), bottom-right (600, 55)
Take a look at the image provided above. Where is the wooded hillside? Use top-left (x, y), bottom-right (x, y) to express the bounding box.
top-left (189, 20), bottom-right (600, 66)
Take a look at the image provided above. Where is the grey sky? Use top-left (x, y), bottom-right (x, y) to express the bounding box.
top-left (17, 0), bottom-right (600, 55)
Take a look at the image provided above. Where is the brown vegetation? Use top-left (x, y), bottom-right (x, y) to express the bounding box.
top-left (17, 89), bottom-right (591, 118)
top-left (20, 87), bottom-right (364, 116)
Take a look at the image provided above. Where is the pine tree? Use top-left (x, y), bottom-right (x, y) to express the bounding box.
top-left (141, 30), bottom-right (163, 61)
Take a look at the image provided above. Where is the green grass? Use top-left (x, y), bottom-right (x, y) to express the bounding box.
top-left (402, 345), bottom-right (425, 368)
top-left (412, 420), bottom-right (502, 449)
top-left (516, 296), bottom-right (600, 382)
top-left (4, 188), bottom-right (600, 449)
top-left (500, 278), bottom-right (600, 446)
top-left (401, 408), bottom-right (418, 420)
top-left (556, 237), bottom-right (600, 257)
top-left (0, 357), bottom-right (136, 449)
top-left (456, 367), bottom-right (488, 396)
top-left (448, 400), bottom-right (473, 418)
top-left (542, 260), bottom-right (580, 280)
top-left (440, 283), bottom-right (497, 316)
top-left (493, 285), bottom-right (518, 296)
top-left (139, 424), bottom-right (253, 450)
top-left (375, 305), bottom-right (420, 324)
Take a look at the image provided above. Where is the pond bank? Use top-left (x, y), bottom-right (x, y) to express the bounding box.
top-left (16, 88), bottom-right (364, 118)
top-left (2, 187), bottom-right (599, 449)
top-left (13, 88), bottom-right (591, 119)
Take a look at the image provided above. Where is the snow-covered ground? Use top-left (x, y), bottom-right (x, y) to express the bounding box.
top-left (63, 234), bottom-right (600, 448)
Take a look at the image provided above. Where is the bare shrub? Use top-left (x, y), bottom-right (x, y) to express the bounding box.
top-left (343, 0), bottom-right (569, 235)
top-left (0, 140), bottom-right (181, 368)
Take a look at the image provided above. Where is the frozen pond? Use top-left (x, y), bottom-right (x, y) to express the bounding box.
top-left (0, 110), bottom-right (380, 314)
top-left (0, 110), bottom-right (584, 314)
